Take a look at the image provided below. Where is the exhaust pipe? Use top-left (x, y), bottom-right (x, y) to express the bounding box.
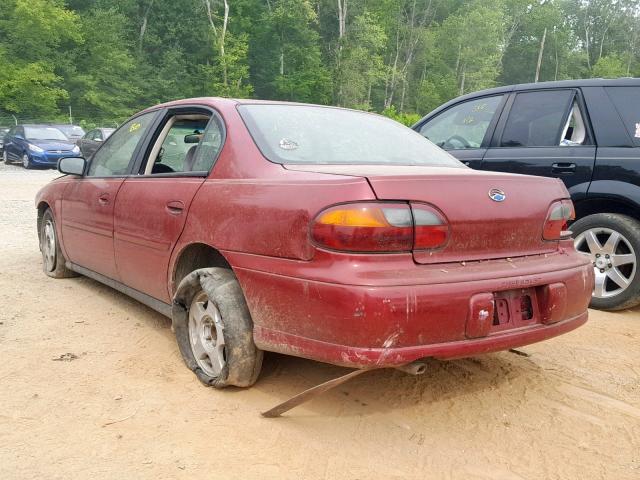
top-left (395, 361), bottom-right (427, 375)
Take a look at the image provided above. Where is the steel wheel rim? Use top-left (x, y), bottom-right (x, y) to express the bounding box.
top-left (22, 154), bottom-right (28, 168)
top-left (42, 219), bottom-right (56, 272)
top-left (188, 291), bottom-right (226, 377)
top-left (574, 227), bottom-right (636, 299)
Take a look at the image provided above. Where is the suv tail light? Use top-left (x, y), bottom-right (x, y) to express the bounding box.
top-left (543, 199), bottom-right (575, 240)
top-left (311, 202), bottom-right (449, 252)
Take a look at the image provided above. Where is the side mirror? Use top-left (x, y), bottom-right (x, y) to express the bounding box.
top-left (58, 156), bottom-right (86, 176)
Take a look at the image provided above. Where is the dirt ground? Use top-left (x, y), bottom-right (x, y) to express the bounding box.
top-left (0, 163), bottom-right (638, 480)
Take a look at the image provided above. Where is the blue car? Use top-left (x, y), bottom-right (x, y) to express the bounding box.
top-left (2, 124), bottom-right (80, 169)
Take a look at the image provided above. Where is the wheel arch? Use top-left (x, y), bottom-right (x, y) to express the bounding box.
top-left (170, 242), bottom-right (232, 298)
top-left (574, 196), bottom-right (640, 222)
top-left (36, 201), bottom-right (51, 245)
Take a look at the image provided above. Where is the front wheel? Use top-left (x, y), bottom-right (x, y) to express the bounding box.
top-left (22, 153), bottom-right (32, 169)
top-left (3, 150), bottom-right (9, 164)
top-left (40, 209), bottom-right (76, 278)
top-left (173, 268), bottom-right (263, 388)
top-left (572, 213), bottom-right (640, 310)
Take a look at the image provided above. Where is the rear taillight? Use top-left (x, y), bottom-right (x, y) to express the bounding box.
top-left (311, 202), bottom-right (449, 253)
top-left (543, 199), bottom-right (575, 240)
top-left (412, 204), bottom-right (450, 249)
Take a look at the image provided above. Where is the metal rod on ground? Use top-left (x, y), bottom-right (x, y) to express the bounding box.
top-left (261, 361), bottom-right (427, 418)
top-left (261, 368), bottom-right (371, 418)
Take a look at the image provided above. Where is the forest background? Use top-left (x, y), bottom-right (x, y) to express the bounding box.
top-left (0, 0), bottom-right (638, 127)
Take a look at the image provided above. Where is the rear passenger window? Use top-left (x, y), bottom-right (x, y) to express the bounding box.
top-left (605, 87), bottom-right (640, 146)
top-left (142, 112), bottom-right (224, 175)
top-left (501, 90), bottom-right (575, 147)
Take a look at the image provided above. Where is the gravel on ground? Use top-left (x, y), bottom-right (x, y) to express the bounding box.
top-left (0, 162), bottom-right (638, 479)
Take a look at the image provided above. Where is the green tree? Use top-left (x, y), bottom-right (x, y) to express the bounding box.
top-left (251, 0), bottom-right (330, 103)
top-left (592, 54), bottom-right (629, 78)
top-left (0, 0), bottom-right (81, 118)
top-left (336, 11), bottom-right (388, 109)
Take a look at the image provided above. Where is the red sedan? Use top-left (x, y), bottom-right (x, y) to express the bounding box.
top-left (36, 98), bottom-right (594, 388)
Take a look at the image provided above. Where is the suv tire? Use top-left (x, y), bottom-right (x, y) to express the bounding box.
top-left (572, 213), bottom-right (640, 310)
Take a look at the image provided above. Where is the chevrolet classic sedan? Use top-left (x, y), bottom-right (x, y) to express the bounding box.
top-left (35, 98), bottom-right (594, 388)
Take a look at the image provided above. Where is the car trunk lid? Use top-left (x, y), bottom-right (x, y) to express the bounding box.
top-left (284, 164), bottom-right (568, 263)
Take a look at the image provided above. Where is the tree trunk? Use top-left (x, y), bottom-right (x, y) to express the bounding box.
top-left (138, 0), bottom-right (155, 54)
top-left (454, 42), bottom-right (461, 74)
top-left (337, 0), bottom-right (347, 39)
top-left (584, 24), bottom-right (591, 70)
top-left (221, 0), bottom-right (229, 86)
top-left (554, 27), bottom-right (559, 81)
top-left (384, 27), bottom-right (401, 109)
top-left (534, 27), bottom-right (547, 83)
top-left (203, 0), bottom-right (229, 87)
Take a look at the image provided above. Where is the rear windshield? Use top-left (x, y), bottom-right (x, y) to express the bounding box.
top-left (238, 104), bottom-right (461, 167)
top-left (605, 87), bottom-right (640, 146)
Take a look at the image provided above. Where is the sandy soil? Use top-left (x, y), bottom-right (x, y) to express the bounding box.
top-left (0, 163), bottom-right (638, 480)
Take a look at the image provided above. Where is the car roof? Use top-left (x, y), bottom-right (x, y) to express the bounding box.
top-left (414, 77), bottom-right (640, 126)
top-left (17, 124), bottom-right (66, 128)
top-left (456, 77), bottom-right (639, 99)
top-left (144, 96), bottom-right (381, 115)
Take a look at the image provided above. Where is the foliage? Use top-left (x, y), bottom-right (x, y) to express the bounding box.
top-left (592, 54), bottom-right (629, 78)
top-left (381, 106), bottom-right (421, 126)
top-left (1, 0), bottom-right (640, 126)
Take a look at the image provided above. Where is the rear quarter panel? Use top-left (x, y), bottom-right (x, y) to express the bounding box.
top-left (168, 100), bottom-right (376, 293)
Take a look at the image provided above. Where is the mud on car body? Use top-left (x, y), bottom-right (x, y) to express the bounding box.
top-left (35, 98), bottom-right (593, 388)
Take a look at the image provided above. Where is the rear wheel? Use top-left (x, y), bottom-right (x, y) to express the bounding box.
top-left (173, 268), bottom-right (263, 388)
top-left (572, 213), bottom-right (640, 310)
top-left (40, 209), bottom-right (76, 278)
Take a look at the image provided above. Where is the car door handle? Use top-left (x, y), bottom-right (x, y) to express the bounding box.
top-left (98, 193), bottom-right (110, 206)
top-left (551, 162), bottom-right (576, 173)
top-left (166, 200), bottom-right (185, 215)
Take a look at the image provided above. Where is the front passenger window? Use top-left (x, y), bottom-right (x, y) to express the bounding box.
top-left (87, 112), bottom-right (156, 177)
top-left (419, 96), bottom-right (503, 150)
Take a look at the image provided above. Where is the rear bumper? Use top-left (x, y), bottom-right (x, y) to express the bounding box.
top-left (229, 246), bottom-right (594, 368)
top-left (254, 312), bottom-right (587, 367)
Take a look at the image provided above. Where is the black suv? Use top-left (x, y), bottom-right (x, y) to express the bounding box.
top-left (414, 78), bottom-right (640, 311)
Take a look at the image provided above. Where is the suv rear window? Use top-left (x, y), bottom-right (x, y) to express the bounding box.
top-left (238, 104), bottom-right (461, 167)
top-left (605, 87), bottom-right (640, 146)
